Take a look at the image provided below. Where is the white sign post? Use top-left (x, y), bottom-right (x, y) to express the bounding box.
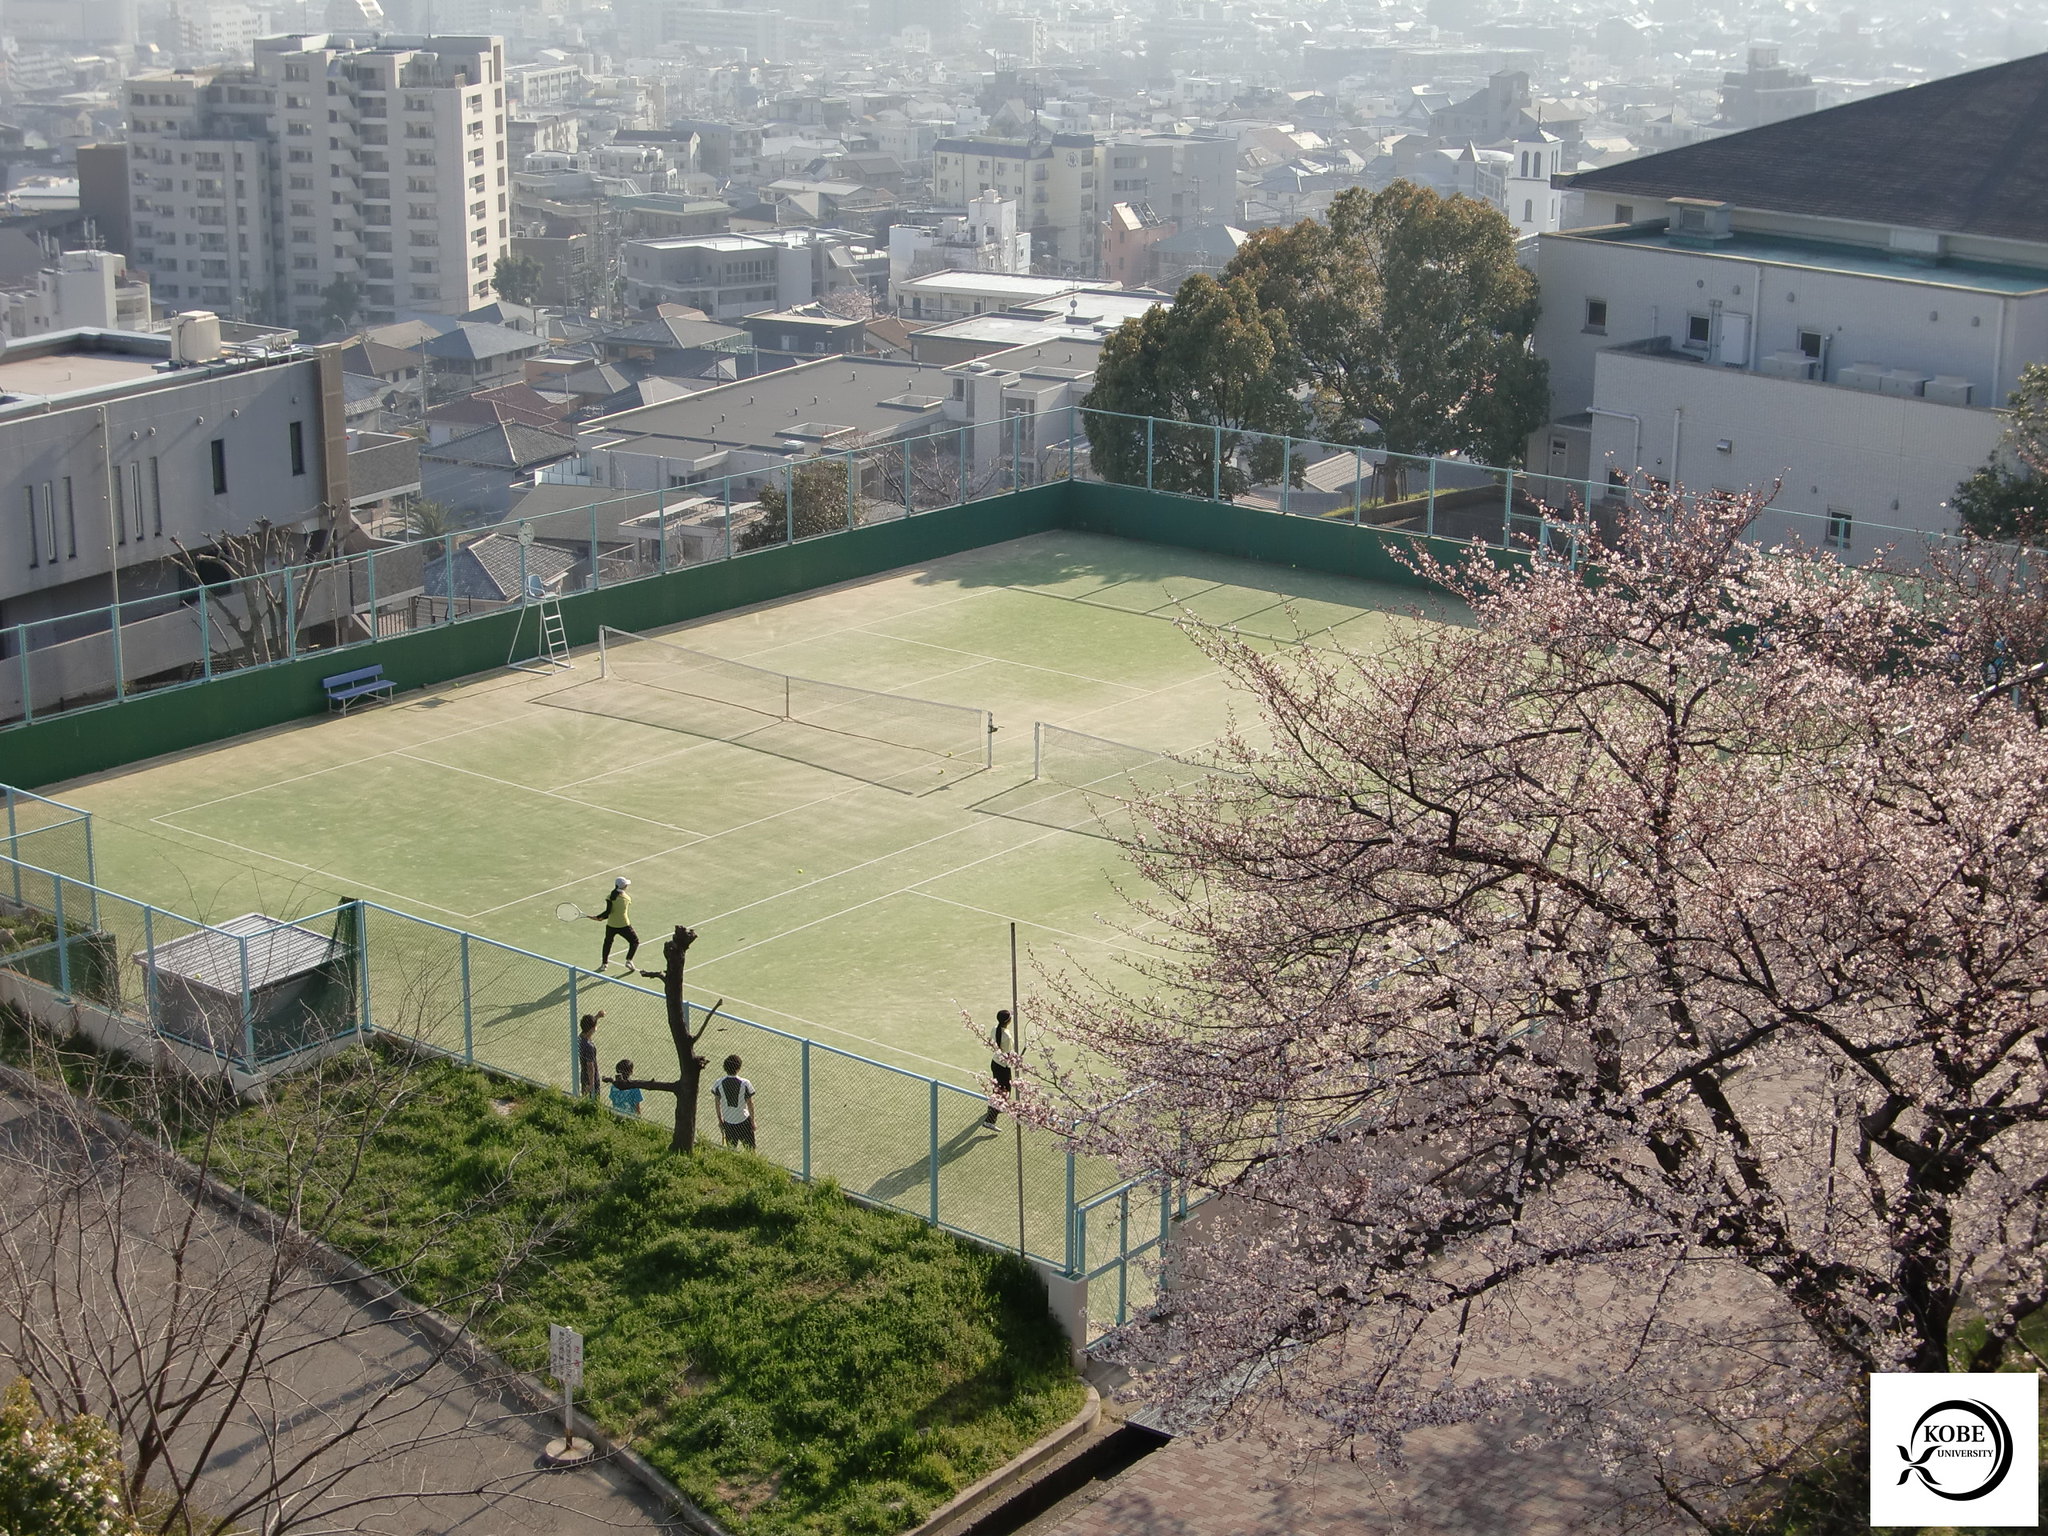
top-left (542, 1324), bottom-right (594, 1467)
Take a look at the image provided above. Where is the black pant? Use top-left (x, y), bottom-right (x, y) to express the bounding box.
top-left (601, 924), bottom-right (639, 965)
top-left (720, 1118), bottom-right (756, 1148)
top-left (984, 1060), bottom-right (1013, 1122)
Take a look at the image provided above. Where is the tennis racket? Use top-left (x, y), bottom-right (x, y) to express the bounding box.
top-left (556, 901), bottom-right (592, 921)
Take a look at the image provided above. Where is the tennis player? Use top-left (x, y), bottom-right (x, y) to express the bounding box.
top-left (590, 877), bottom-right (638, 970)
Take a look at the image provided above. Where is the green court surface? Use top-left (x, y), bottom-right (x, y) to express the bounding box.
top-left (55, 531), bottom-right (1443, 1092)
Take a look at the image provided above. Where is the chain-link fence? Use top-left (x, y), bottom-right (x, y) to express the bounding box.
top-left (0, 804), bottom-right (1165, 1304)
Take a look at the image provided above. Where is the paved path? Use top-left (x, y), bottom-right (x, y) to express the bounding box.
top-left (0, 1086), bottom-right (683, 1535)
top-left (1028, 1417), bottom-right (1681, 1536)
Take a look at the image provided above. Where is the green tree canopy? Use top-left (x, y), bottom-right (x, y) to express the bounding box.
top-left (1081, 273), bottom-right (1305, 497)
top-left (491, 253), bottom-right (545, 308)
top-left (1953, 362), bottom-right (2048, 542)
top-left (1225, 181), bottom-right (1550, 466)
top-left (741, 459), bottom-right (853, 549)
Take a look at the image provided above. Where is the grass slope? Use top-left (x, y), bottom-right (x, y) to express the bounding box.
top-left (202, 1055), bottom-right (1084, 1536)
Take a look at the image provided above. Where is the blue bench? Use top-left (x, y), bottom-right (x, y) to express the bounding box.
top-left (321, 664), bottom-right (394, 713)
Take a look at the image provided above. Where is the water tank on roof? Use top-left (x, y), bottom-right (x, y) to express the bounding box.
top-left (169, 311), bottom-right (222, 365)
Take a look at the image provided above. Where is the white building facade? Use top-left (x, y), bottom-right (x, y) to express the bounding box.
top-left (1534, 56), bottom-right (2048, 558)
top-left (887, 190), bottom-right (1031, 298)
top-left (127, 33), bottom-right (510, 332)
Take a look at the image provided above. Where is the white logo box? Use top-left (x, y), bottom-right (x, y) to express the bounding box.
top-left (1869, 1372), bottom-right (2038, 1527)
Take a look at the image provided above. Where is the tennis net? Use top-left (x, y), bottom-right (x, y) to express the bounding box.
top-left (564, 626), bottom-right (993, 793)
top-left (970, 723), bottom-right (1230, 836)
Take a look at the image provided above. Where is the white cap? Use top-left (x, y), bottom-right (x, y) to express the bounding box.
top-left (615, 877), bottom-right (630, 889)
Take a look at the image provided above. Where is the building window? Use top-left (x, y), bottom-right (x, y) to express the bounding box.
top-left (40, 482), bottom-right (55, 561)
top-left (1798, 329), bottom-right (1826, 359)
top-left (23, 486), bottom-right (36, 568)
top-left (289, 420), bottom-right (306, 476)
top-left (1614, 203), bottom-right (1634, 224)
top-left (1686, 313), bottom-right (1712, 347)
top-left (62, 478), bottom-right (74, 558)
top-left (210, 438), bottom-right (228, 495)
top-left (1523, 199), bottom-right (1533, 222)
top-left (112, 467), bottom-right (126, 544)
top-left (1585, 298), bottom-right (1608, 332)
top-left (1825, 508), bottom-right (1852, 552)
top-left (150, 458), bottom-right (163, 535)
top-left (129, 463), bottom-right (145, 540)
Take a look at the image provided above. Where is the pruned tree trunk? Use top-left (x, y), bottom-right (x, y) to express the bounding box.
top-left (617, 925), bottom-right (719, 1152)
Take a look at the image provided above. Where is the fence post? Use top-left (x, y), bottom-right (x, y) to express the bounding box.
top-left (1010, 412), bottom-right (1021, 492)
top-left (591, 504), bottom-right (602, 588)
top-left (844, 451), bottom-right (856, 530)
top-left (567, 967), bottom-right (580, 1087)
top-left (1353, 454), bottom-right (1363, 525)
top-left (1280, 436), bottom-right (1292, 515)
top-left (143, 904), bottom-right (157, 1025)
top-left (109, 597), bottom-right (125, 700)
top-left (1502, 468), bottom-right (1514, 547)
top-left (957, 426), bottom-right (969, 506)
top-left (239, 932), bottom-right (256, 1071)
top-left (1212, 425), bottom-right (1222, 500)
top-left (200, 595), bottom-right (214, 681)
top-left (365, 553), bottom-right (377, 642)
top-left (460, 931), bottom-right (473, 1064)
top-left (657, 501), bottom-right (669, 575)
top-left (1117, 1186), bottom-right (1130, 1325)
top-left (5, 788), bottom-right (17, 905)
top-left (928, 1077), bottom-right (940, 1226)
top-left (783, 462), bottom-right (795, 544)
top-left (353, 900), bottom-right (371, 1034)
top-left (15, 626), bottom-right (29, 724)
top-left (1426, 459), bottom-right (1438, 539)
top-left (52, 877), bottom-right (69, 998)
top-left (723, 479), bottom-right (733, 559)
top-left (1064, 1148), bottom-right (1078, 1277)
top-left (1144, 416), bottom-right (1155, 491)
top-left (902, 441), bottom-right (913, 516)
top-left (800, 1037), bottom-right (812, 1181)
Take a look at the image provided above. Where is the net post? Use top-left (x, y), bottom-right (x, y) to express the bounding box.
top-left (1033, 719), bottom-right (1043, 779)
top-left (800, 1037), bottom-right (811, 1181)
top-left (928, 1077), bottom-right (940, 1226)
top-left (460, 931), bottom-right (474, 1064)
top-left (983, 711), bottom-right (992, 769)
top-left (598, 625), bottom-right (608, 679)
top-left (566, 967), bottom-right (579, 1089)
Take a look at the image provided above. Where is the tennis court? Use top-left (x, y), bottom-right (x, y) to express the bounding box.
top-left (52, 530), bottom-right (1442, 1091)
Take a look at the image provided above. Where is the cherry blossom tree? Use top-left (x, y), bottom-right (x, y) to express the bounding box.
top-left (1023, 485), bottom-right (2048, 1522)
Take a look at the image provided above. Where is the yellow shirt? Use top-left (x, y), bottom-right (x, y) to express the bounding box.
top-left (604, 889), bottom-right (631, 927)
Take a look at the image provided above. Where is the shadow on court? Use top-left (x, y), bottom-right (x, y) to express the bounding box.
top-left (863, 1117), bottom-right (1001, 1206)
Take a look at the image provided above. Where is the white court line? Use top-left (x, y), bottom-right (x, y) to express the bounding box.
top-left (908, 889), bottom-right (1153, 957)
top-left (387, 748), bottom-right (712, 839)
top-left (139, 817), bottom-right (480, 921)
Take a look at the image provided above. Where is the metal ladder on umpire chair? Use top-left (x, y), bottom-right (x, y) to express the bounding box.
top-left (508, 585), bottom-right (573, 674)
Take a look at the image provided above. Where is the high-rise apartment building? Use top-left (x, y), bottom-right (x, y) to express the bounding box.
top-left (127, 33), bottom-right (509, 333)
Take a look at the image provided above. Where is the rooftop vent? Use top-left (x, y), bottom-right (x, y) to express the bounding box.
top-left (1669, 198), bottom-right (1733, 245)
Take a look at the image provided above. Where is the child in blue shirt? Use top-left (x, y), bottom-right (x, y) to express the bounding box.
top-left (608, 1059), bottom-right (643, 1116)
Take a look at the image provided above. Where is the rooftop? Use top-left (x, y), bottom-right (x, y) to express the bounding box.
top-left (1559, 224), bottom-right (2048, 295)
top-left (1564, 50), bottom-right (2048, 247)
top-left (584, 355), bottom-right (956, 454)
